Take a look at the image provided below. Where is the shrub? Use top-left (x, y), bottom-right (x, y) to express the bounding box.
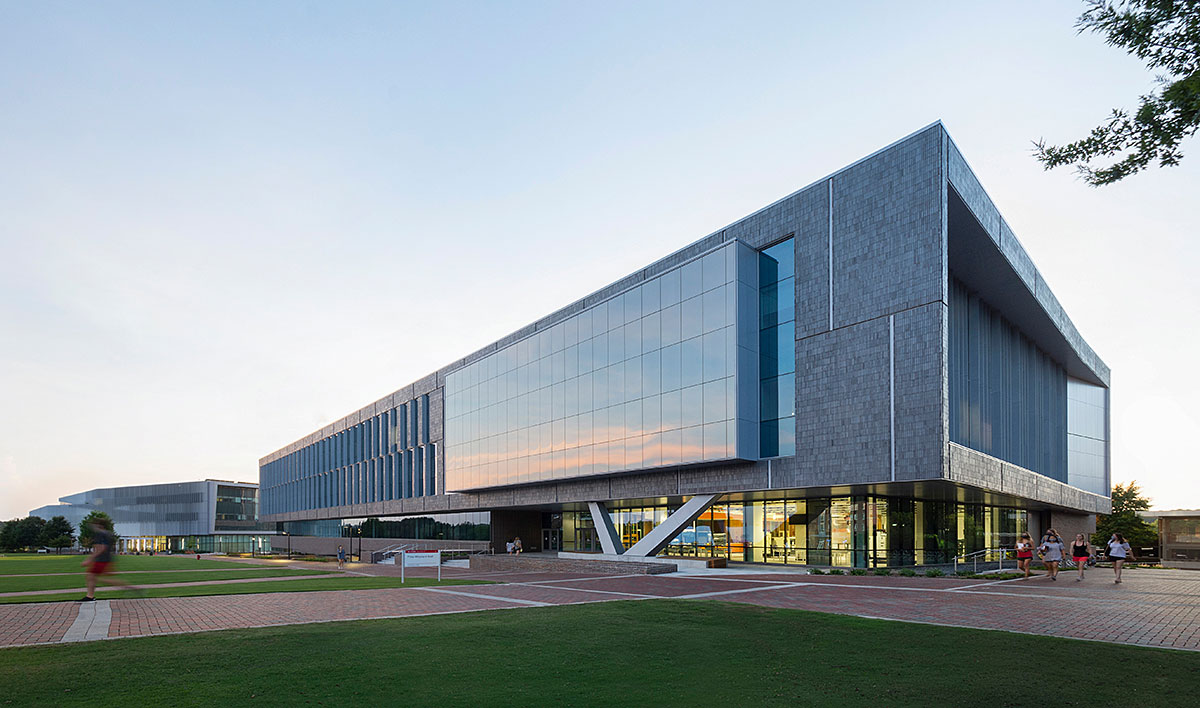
top-left (873, 568), bottom-right (891, 576)
top-left (808, 568), bottom-right (825, 575)
top-left (924, 568), bottom-right (945, 578)
top-left (828, 569), bottom-right (845, 575)
top-left (955, 569), bottom-right (976, 577)
top-left (898, 568), bottom-right (917, 577)
top-left (849, 569), bottom-right (867, 576)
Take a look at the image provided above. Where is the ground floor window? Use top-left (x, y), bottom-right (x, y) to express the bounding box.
top-left (562, 496), bottom-right (1028, 567)
top-left (165, 535), bottom-right (271, 554)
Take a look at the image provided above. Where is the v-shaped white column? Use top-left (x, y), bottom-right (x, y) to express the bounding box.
top-left (587, 501), bottom-right (625, 555)
top-left (624, 494), bottom-right (719, 558)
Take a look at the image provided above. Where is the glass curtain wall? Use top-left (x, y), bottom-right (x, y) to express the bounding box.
top-left (260, 392), bottom-right (437, 517)
top-left (445, 241), bottom-right (756, 490)
top-left (759, 238), bottom-right (796, 457)
top-left (279, 513), bottom-right (491, 541)
top-left (562, 496), bottom-right (1028, 567)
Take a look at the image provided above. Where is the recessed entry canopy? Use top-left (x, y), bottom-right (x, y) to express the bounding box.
top-left (948, 187), bottom-right (1106, 387)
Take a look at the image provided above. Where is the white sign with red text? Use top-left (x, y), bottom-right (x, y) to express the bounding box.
top-left (401, 549), bottom-right (441, 582)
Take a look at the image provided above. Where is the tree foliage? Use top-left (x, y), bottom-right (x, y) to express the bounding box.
top-left (1093, 481), bottom-right (1159, 548)
top-left (79, 511), bottom-right (117, 549)
top-left (1035, 0), bottom-right (1200, 185)
top-left (15, 516), bottom-right (47, 550)
top-left (0, 520), bottom-right (19, 552)
top-left (41, 516), bottom-right (76, 552)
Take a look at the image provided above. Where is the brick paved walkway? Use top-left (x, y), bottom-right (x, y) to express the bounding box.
top-left (2, 565), bottom-right (1196, 651)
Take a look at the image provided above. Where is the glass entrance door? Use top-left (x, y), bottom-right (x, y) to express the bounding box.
top-left (542, 529), bottom-right (561, 552)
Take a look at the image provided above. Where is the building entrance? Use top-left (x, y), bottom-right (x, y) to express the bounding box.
top-left (542, 528), bottom-right (561, 552)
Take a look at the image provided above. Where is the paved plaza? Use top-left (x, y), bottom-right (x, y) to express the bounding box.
top-left (1, 562), bottom-right (1196, 652)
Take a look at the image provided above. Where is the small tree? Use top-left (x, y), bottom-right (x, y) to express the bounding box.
top-left (16, 516), bottom-right (47, 551)
top-left (0, 520), bottom-right (19, 552)
top-left (79, 512), bottom-right (117, 549)
top-left (1093, 481), bottom-right (1158, 549)
top-left (40, 516), bottom-right (75, 553)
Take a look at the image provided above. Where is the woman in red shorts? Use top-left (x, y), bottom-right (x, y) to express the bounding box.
top-left (1015, 532), bottom-right (1035, 580)
top-left (1071, 533), bottom-right (1094, 582)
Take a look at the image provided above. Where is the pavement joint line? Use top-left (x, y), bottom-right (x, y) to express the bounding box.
top-left (668, 575), bottom-right (803, 585)
top-left (674, 583), bottom-right (809, 600)
top-left (507, 583), bottom-right (654, 599)
top-left (83, 600), bottom-right (111, 641)
top-left (943, 577), bottom-right (1028, 591)
top-left (419, 587), bottom-right (551, 607)
top-left (519, 574), bottom-right (644, 586)
top-left (61, 601), bottom-right (95, 642)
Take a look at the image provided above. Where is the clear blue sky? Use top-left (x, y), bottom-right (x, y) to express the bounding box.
top-left (2, 1), bottom-right (1197, 519)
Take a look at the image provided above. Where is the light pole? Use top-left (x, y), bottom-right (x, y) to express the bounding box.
top-left (356, 526), bottom-right (362, 563)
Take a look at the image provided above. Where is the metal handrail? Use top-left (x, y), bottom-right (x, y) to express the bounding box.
top-left (953, 547), bottom-right (1012, 574)
top-left (370, 543), bottom-right (415, 564)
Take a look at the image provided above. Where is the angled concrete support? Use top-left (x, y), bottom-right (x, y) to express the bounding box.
top-left (625, 494), bottom-right (720, 558)
top-left (588, 501), bottom-right (625, 556)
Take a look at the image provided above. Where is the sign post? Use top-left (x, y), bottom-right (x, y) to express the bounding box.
top-left (401, 550), bottom-right (441, 583)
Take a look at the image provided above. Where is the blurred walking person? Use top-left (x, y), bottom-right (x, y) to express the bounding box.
top-left (80, 521), bottom-right (137, 601)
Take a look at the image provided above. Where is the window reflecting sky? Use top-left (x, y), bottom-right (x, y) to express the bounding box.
top-left (445, 243), bottom-right (748, 490)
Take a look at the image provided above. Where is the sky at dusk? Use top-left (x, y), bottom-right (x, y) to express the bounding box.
top-left (2, 1), bottom-right (1197, 519)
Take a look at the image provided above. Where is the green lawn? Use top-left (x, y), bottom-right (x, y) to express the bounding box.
top-left (0, 554), bottom-right (271, 575)
top-left (0, 568), bottom-right (330, 594)
top-left (0, 575), bottom-right (485, 604)
top-left (1, 600), bottom-right (1195, 706)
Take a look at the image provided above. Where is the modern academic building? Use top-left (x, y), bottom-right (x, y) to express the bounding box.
top-left (30, 479), bottom-right (271, 554)
top-left (260, 123), bottom-right (1112, 568)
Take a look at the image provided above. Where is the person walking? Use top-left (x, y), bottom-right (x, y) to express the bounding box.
top-left (1015, 533), bottom-right (1035, 580)
top-left (80, 521), bottom-right (138, 601)
top-left (514, 537), bottom-right (523, 555)
top-left (337, 545), bottom-right (346, 570)
top-left (1039, 529), bottom-right (1066, 581)
top-left (1106, 533), bottom-right (1136, 584)
top-left (1070, 533), bottom-right (1093, 581)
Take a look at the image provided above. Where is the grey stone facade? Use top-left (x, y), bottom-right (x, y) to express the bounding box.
top-left (262, 122), bottom-right (1111, 523)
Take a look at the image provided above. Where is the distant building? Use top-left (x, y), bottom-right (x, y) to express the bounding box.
top-left (1140, 510), bottom-right (1200, 568)
top-left (260, 123), bottom-right (1112, 567)
top-left (30, 479), bottom-right (271, 553)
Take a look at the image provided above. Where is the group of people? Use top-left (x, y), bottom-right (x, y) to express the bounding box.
top-left (1014, 530), bottom-right (1136, 583)
top-left (505, 537), bottom-right (523, 555)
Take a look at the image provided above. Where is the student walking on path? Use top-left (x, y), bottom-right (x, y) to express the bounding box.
top-left (337, 545), bottom-right (346, 570)
top-left (1015, 533), bottom-right (1035, 580)
top-left (80, 521), bottom-right (138, 601)
top-left (1039, 529), bottom-right (1066, 581)
top-left (1106, 533), bottom-right (1136, 584)
top-left (1071, 533), bottom-right (1093, 581)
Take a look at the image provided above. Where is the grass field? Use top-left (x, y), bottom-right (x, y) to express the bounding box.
top-left (0, 568), bottom-right (333, 594)
top-left (0, 600), bottom-right (1195, 707)
top-left (0, 554), bottom-right (272, 574)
